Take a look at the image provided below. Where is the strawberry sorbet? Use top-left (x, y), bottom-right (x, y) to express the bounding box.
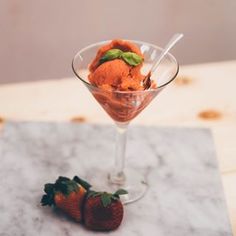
top-left (88, 39), bottom-right (145, 91)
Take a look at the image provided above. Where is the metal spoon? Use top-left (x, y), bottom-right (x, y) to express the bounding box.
top-left (143, 33), bottom-right (184, 89)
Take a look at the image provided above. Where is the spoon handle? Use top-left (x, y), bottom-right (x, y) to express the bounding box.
top-left (151, 33), bottom-right (183, 73)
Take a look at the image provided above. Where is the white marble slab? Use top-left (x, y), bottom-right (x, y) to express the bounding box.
top-left (0, 122), bottom-right (232, 235)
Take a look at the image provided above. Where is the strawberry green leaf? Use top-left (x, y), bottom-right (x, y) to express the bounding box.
top-left (121, 52), bottom-right (143, 66)
top-left (114, 189), bottom-right (128, 196)
top-left (44, 183), bottom-right (54, 195)
top-left (41, 194), bottom-right (54, 206)
top-left (41, 194), bottom-right (49, 206)
top-left (57, 176), bottom-right (70, 182)
top-left (42, 182), bottom-right (56, 206)
top-left (66, 182), bottom-right (79, 195)
top-left (87, 191), bottom-right (94, 198)
top-left (73, 176), bottom-right (92, 190)
top-left (111, 195), bottom-right (119, 201)
top-left (93, 192), bottom-right (101, 197)
top-left (101, 193), bottom-right (112, 207)
top-left (87, 190), bottom-right (96, 198)
top-left (54, 176), bottom-right (79, 196)
top-left (87, 190), bottom-right (102, 198)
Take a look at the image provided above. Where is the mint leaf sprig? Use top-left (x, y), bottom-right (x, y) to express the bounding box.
top-left (99, 49), bottom-right (143, 66)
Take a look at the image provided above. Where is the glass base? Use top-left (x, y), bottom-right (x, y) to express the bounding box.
top-left (86, 168), bottom-right (148, 204)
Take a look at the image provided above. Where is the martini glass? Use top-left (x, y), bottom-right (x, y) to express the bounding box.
top-left (72, 40), bottom-right (179, 204)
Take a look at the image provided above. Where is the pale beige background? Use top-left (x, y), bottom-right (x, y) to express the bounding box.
top-left (0, 0), bottom-right (236, 83)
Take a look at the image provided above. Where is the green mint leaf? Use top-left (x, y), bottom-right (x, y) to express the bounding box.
top-left (114, 189), bottom-right (128, 196)
top-left (121, 52), bottom-right (143, 66)
top-left (101, 193), bottom-right (112, 207)
top-left (99, 49), bottom-right (123, 64)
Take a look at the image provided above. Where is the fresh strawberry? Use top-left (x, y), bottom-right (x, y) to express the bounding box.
top-left (83, 189), bottom-right (128, 231)
top-left (41, 176), bottom-right (91, 222)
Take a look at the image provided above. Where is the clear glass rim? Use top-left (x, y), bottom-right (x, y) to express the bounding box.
top-left (72, 39), bottom-right (179, 94)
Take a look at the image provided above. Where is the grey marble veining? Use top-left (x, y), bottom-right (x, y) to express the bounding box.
top-left (0, 122), bottom-right (232, 236)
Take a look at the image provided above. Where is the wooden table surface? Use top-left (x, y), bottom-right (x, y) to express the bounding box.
top-left (0, 60), bottom-right (235, 234)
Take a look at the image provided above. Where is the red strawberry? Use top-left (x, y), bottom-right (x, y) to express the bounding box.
top-left (41, 176), bottom-right (91, 222)
top-left (83, 189), bottom-right (128, 231)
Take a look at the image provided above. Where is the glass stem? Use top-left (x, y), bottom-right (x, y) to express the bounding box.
top-left (109, 122), bottom-right (129, 185)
